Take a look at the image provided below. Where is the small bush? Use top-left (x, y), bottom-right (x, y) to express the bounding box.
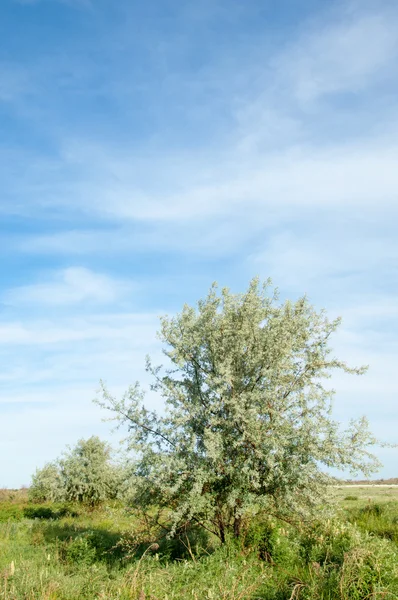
top-left (0, 504), bottom-right (24, 522)
top-left (346, 502), bottom-right (398, 545)
top-left (62, 534), bottom-right (97, 566)
top-left (29, 462), bottom-right (65, 503)
top-left (339, 539), bottom-right (398, 600)
top-left (359, 502), bottom-right (384, 517)
top-left (23, 503), bottom-right (80, 520)
top-left (156, 523), bottom-right (211, 561)
top-left (292, 529), bottom-right (398, 600)
top-left (61, 436), bottom-right (121, 507)
top-left (244, 518), bottom-right (299, 567)
top-left (28, 437), bottom-right (124, 507)
top-left (300, 519), bottom-right (361, 566)
top-left (344, 495), bottom-right (358, 501)
top-left (55, 504), bottom-right (80, 518)
top-left (23, 506), bottom-right (57, 519)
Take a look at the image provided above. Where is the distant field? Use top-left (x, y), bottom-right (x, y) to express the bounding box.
top-left (332, 483), bottom-right (398, 505)
top-left (343, 478), bottom-right (398, 485)
top-left (0, 488), bottom-right (27, 503)
top-left (3, 484), bottom-right (398, 506)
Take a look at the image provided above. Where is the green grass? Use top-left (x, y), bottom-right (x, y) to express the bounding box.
top-left (1, 489), bottom-right (398, 599)
top-left (333, 484), bottom-right (398, 506)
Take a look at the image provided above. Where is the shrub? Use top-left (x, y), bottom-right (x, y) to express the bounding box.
top-left (23, 506), bottom-right (57, 519)
top-left (244, 517), bottom-right (299, 567)
top-left (300, 519), bottom-right (361, 566)
top-left (28, 437), bottom-right (124, 507)
top-left (63, 534), bottom-right (97, 566)
top-left (22, 504), bottom-right (79, 520)
top-left (360, 502), bottom-right (384, 517)
top-left (339, 538), bottom-right (398, 600)
top-left (345, 501), bottom-right (398, 547)
top-left (60, 436), bottom-right (121, 506)
top-left (293, 526), bottom-right (398, 600)
top-left (28, 462), bottom-right (65, 503)
top-left (0, 504), bottom-right (23, 522)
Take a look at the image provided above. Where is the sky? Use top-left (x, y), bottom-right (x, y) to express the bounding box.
top-left (0, 0), bottom-right (397, 487)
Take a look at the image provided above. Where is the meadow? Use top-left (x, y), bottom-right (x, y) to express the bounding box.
top-left (1, 485), bottom-right (398, 599)
top-left (333, 483), bottom-right (398, 505)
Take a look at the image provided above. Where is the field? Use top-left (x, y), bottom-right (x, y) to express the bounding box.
top-left (333, 483), bottom-right (398, 506)
top-left (1, 486), bottom-right (398, 599)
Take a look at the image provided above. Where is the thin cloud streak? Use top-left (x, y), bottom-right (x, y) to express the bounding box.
top-left (0, 0), bottom-right (397, 485)
top-left (3, 267), bottom-right (133, 307)
top-left (276, 10), bottom-right (398, 104)
top-left (1, 3), bottom-right (398, 224)
top-left (0, 313), bottom-right (159, 345)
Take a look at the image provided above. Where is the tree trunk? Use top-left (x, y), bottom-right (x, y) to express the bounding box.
top-left (233, 499), bottom-right (242, 538)
top-left (216, 512), bottom-right (226, 544)
top-left (233, 514), bottom-right (242, 538)
top-left (219, 524), bottom-right (226, 544)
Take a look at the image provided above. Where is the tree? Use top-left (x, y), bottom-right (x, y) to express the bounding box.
top-left (29, 462), bottom-right (65, 503)
top-left (29, 436), bottom-right (123, 506)
top-left (98, 278), bottom-right (380, 542)
top-left (60, 436), bottom-right (120, 506)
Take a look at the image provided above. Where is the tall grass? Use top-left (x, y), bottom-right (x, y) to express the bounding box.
top-left (1, 496), bottom-right (398, 599)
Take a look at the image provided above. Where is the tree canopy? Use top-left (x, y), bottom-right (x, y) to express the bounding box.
top-left (29, 436), bottom-right (123, 506)
top-left (98, 278), bottom-right (380, 541)
top-left (60, 436), bottom-right (120, 506)
top-left (29, 462), bottom-right (65, 504)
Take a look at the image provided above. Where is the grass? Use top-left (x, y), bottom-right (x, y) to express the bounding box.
top-left (1, 487), bottom-right (398, 599)
top-left (333, 484), bottom-right (398, 507)
top-left (0, 489), bottom-right (28, 504)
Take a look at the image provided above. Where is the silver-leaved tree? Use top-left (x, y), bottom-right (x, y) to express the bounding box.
top-left (98, 278), bottom-right (380, 542)
top-left (60, 436), bottom-right (120, 506)
top-left (29, 436), bottom-right (123, 506)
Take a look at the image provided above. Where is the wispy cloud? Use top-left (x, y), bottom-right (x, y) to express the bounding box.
top-left (1, 3), bottom-right (398, 228)
top-left (1, 0), bottom-right (397, 485)
top-left (250, 226), bottom-right (398, 293)
top-left (277, 9), bottom-right (398, 104)
top-left (0, 312), bottom-right (158, 346)
top-left (3, 267), bottom-right (132, 307)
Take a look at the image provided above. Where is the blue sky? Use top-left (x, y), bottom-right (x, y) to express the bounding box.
top-left (0, 0), bottom-right (397, 487)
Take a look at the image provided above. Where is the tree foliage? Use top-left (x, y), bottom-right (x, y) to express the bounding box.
top-left (60, 436), bottom-right (120, 506)
top-left (98, 278), bottom-right (380, 541)
top-left (29, 436), bottom-right (123, 506)
top-left (29, 462), bottom-right (65, 503)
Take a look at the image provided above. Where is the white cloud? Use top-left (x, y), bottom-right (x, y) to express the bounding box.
top-left (1, 0), bottom-right (398, 484)
top-left (0, 312), bottom-right (161, 408)
top-left (251, 227), bottom-right (398, 291)
top-left (1, 4), bottom-right (398, 228)
top-left (3, 267), bottom-right (132, 307)
top-left (279, 10), bottom-right (398, 104)
top-left (0, 312), bottom-right (158, 345)
top-left (7, 134), bottom-right (397, 232)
